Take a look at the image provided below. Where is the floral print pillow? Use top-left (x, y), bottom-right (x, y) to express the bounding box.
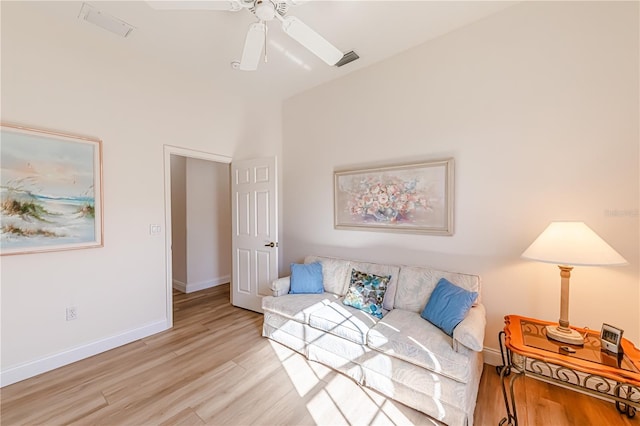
top-left (343, 269), bottom-right (391, 319)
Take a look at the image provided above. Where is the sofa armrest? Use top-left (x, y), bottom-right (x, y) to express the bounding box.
top-left (452, 303), bottom-right (486, 352)
top-left (271, 276), bottom-right (291, 297)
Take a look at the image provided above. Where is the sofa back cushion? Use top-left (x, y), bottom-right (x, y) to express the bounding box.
top-left (303, 256), bottom-right (401, 306)
top-left (394, 266), bottom-right (481, 313)
top-left (304, 255), bottom-right (352, 295)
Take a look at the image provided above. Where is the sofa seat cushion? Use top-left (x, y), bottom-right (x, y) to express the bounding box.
top-left (262, 293), bottom-right (339, 324)
top-left (367, 309), bottom-right (473, 383)
top-left (309, 331), bottom-right (373, 367)
top-left (308, 301), bottom-right (379, 345)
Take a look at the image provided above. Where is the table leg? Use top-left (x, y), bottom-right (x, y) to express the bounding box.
top-left (499, 356), bottom-right (523, 426)
top-left (615, 385), bottom-right (637, 418)
top-left (496, 330), bottom-right (511, 376)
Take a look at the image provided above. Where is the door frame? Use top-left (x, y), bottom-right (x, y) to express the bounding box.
top-left (163, 145), bottom-right (232, 328)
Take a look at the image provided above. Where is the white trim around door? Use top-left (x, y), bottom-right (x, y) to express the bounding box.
top-left (163, 145), bottom-right (232, 328)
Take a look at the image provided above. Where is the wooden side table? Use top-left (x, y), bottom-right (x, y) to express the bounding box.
top-left (497, 315), bottom-right (640, 426)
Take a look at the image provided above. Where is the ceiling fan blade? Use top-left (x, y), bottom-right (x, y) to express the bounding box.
top-left (239, 22), bottom-right (266, 71)
top-left (280, 15), bottom-right (343, 66)
top-left (147, 0), bottom-right (243, 11)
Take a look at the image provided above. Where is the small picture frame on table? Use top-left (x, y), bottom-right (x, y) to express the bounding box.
top-left (600, 323), bottom-right (623, 354)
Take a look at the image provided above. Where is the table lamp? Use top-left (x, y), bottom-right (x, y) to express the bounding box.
top-left (521, 221), bottom-right (627, 346)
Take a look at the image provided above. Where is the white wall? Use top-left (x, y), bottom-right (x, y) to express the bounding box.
top-left (185, 158), bottom-right (231, 292)
top-left (170, 157), bottom-right (231, 293)
top-left (282, 1), bottom-right (640, 353)
top-left (0, 2), bottom-right (281, 384)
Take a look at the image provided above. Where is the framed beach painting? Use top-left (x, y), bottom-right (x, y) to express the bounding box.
top-left (0, 124), bottom-right (103, 255)
top-left (334, 159), bottom-right (454, 235)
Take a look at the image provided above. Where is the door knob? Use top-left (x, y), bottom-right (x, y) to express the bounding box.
top-left (264, 242), bottom-right (277, 248)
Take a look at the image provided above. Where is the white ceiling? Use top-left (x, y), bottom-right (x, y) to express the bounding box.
top-left (24, 1), bottom-right (516, 100)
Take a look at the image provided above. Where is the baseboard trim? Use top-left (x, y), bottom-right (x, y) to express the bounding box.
top-left (483, 346), bottom-right (503, 367)
top-left (0, 319), bottom-right (169, 387)
top-left (173, 279), bottom-right (187, 293)
top-left (174, 275), bottom-right (230, 294)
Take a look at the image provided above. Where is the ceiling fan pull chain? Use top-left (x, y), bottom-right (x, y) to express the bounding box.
top-left (264, 21), bottom-right (268, 63)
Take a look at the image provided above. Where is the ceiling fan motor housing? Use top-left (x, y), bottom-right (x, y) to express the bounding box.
top-left (149, 0), bottom-right (340, 71)
top-left (254, 0), bottom-right (275, 21)
top-left (253, 0), bottom-right (288, 21)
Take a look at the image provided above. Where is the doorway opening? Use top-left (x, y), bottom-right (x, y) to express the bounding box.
top-left (163, 146), bottom-right (232, 327)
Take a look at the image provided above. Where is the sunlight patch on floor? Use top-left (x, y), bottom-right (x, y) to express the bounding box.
top-left (307, 388), bottom-right (349, 425)
top-left (281, 352), bottom-right (323, 396)
top-left (268, 338), bottom-right (299, 361)
top-left (267, 338), bottom-right (419, 425)
top-left (319, 373), bottom-right (414, 425)
top-left (268, 339), bottom-right (333, 397)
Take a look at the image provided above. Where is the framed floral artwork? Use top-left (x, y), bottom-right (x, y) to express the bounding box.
top-left (334, 159), bottom-right (454, 235)
top-left (1, 123), bottom-right (103, 255)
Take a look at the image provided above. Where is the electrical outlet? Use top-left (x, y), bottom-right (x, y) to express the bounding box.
top-left (66, 306), bottom-right (78, 321)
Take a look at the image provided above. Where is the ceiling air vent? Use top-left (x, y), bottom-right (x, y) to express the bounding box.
top-left (78, 3), bottom-right (135, 38)
top-left (335, 51), bottom-right (359, 67)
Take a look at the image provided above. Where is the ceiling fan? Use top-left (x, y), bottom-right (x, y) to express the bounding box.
top-left (148, 0), bottom-right (344, 71)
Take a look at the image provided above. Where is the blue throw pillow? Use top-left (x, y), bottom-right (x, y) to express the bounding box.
top-left (289, 262), bottom-right (324, 294)
top-left (421, 278), bottom-right (478, 336)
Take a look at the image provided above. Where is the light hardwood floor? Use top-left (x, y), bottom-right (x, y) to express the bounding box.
top-left (1, 285), bottom-right (636, 425)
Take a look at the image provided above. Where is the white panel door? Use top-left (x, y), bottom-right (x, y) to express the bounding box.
top-left (231, 157), bottom-right (278, 312)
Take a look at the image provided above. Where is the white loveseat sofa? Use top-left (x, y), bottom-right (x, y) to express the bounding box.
top-left (261, 255), bottom-right (486, 426)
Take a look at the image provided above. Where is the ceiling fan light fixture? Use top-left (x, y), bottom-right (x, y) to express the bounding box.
top-left (254, 0), bottom-right (276, 21)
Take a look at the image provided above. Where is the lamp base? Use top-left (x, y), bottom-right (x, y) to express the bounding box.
top-left (546, 325), bottom-right (584, 346)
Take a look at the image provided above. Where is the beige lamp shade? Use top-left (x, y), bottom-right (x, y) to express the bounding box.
top-left (522, 221), bottom-right (627, 346)
top-left (522, 221), bottom-right (627, 267)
